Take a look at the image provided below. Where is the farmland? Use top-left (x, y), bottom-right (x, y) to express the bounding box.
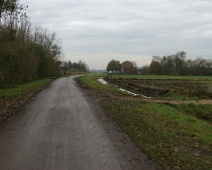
top-left (105, 75), bottom-right (212, 100)
top-left (78, 74), bottom-right (212, 169)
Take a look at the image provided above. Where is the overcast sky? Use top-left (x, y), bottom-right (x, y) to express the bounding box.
top-left (21, 0), bottom-right (212, 69)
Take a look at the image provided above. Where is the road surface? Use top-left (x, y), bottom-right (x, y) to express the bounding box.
top-left (0, 76), bottom-right (156, 170)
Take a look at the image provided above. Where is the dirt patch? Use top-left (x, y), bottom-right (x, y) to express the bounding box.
top-left (76, 77), bottom-right (212, 106)
top-left (105, 77), bottom-right (212, 99)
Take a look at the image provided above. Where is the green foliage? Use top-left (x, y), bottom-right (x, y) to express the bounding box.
top-left (0, 1), bottom-right (62, 86)
top-left (62, 60), bottom-right (89, 72)
top-left (106, 59), bottom-right (122, 73)
top-left (0, 22), bottom-right (62, 85)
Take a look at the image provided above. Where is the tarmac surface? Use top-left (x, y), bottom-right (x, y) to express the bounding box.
top-left (0, 76), bottom-right (156, 170)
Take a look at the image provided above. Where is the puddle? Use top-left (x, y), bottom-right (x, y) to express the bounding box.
top-left (97, 77), bottom-right (151, 98)
top-left (118, 88), bottom-right (139, 97)
top-left (140, 94), bottom-right (151, 99)
top-left (97, 78), bottom-right (109, 86)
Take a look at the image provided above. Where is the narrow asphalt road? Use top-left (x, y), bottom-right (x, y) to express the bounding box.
top-left (0, 76), bottom-right (156, 170)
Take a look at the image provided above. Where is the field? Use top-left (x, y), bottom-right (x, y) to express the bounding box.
top-left (105, 75), bottom-right (212, 100)
top-left (78, 74), bottom-right (212, 169)
top-left (65, 70), bottom-right (89, 76)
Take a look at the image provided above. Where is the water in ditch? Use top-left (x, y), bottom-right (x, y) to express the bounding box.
top-left (97, 77), bottom-right (151, 99)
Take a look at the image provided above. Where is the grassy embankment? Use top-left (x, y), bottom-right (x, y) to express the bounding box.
top-left (0, 79), bottom-right (54, 123)
top-left (78, 74), bottom-right (212, 169)
top-left (78, 73), bottom-right (127, 95)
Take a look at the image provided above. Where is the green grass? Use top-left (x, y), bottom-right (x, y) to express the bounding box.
top-left (79, 74), bottom-right (212, 169)
top-left (78, 74), bottom-right (130, 95)
top-left (108, 74), bottom-right (212, 80)
top-left (177, 103), bottom-right (212, 122)
top-left (79, 74), bottom-right (110, 90)
top-left (0, 79), bottom-right (54, 122)
top-left (165, 91), bottom-right (188, 100)
top-left (101, 101), bottom-right (212, 169)
top-left (0, 79), bottom-right (53, 102)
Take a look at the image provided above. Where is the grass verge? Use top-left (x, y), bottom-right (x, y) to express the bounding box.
top-left (0, 79), bottom-right (54, 123)
top-left (78, 74), bottom-right (123, 94)
top-left (101, 100), bottom-right (211, 169)
top-left (78, 73), bottom-right (212, 169)
top-left (177, 103), bottom-right (212, 123)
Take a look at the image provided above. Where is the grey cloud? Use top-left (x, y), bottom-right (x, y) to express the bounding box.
top-left (21, 0), bottom-right (212, 69)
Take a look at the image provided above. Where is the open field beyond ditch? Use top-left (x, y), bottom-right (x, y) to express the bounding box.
top-left (78, 74), bottom-right (212, 169)
top-left (105, 75), bottom-right (212, 100)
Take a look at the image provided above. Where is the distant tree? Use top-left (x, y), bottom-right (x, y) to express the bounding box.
top-left (132, 61), bottom-right (138, 73)
top-left (149, 56), bottom-right (161, 74)
top-left (62, 61), bottom-right (68, 71)
top-left (67, 61), bottom-right (72, 70)
top-left (78, 60), bottom-right (87, 71)
top-left (148, 51), bottom-right (212, 76)
top-left (139, 65), bottom-right (150, 74)
top-left (174, 51), bottom-right (186, 75)
top-left (85, 63), bottom-right (89, 71)
top-left (121, 60), bottom-right (135, 73)
top-left (72, 62), bottom-right (79, 70)
top-left (207, 59), bottom-right (212, 75)
top-left (106, 59), bottom-right (122, 73)
top-left (61, 60), bottom-right (89, 72)
top-left (193, 57), bottom-right (208, 76)
top-left (166, 55), bottom-right (177, 75)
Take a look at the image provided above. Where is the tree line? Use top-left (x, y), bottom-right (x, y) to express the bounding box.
top-left (61, 60), bottom-right (89, 73)
top-left (106, 60), bottom-right (137, 74)
top-left (107, 52), bottom-right (212, 76)
top-left (0, 0), bottom-right (63, 85)
top-left (146, 51), bottom-right (212, 76)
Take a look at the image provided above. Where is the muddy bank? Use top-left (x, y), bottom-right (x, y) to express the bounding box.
top-left (105, 77), bottom-right (212, 99)
top-left (104, 77), bottom-right (169, 98)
